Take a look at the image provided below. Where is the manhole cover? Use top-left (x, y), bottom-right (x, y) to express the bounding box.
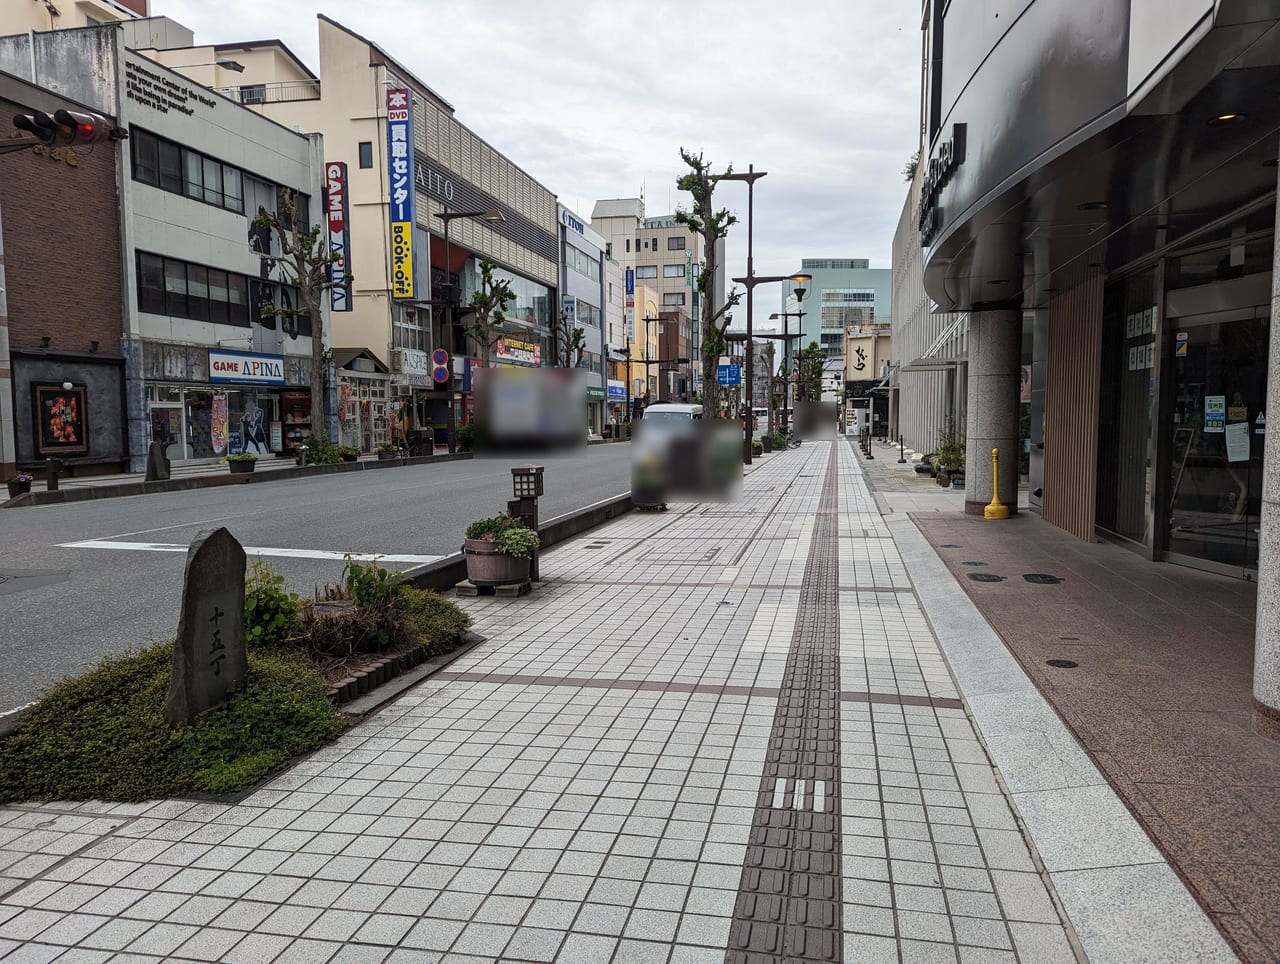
top-left (967, 573), bottom-right (1005, 583)
top-left (961, 561), bottom-right (988, 568)
top-left (940, 544), bottom-right (962, 549)
top-left (1024, 573), bottom-right (1062, 585)
top-left (1046, 659), bottom-right (1079, 669)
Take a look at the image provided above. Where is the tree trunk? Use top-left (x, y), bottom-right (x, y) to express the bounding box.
top-left (306, 297), bottom-right (325, 440)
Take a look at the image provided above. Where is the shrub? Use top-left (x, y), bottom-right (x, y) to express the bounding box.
top-left (295, 601), bottom-right (401, 658)
top-left (401, 588), bottom-right (471, 656)
top-left (244, 560), bottom-right (301, 648)
top-left (375, 442), bottom-right (399, 454)
top-left (342, 555), bottom-right (404, 609)
top-left (0, 644), bottom-right (344, 803)
top-left (225, 452), bottom-right (258, 462)
top-left (455, 423), bottom-right (475, 452)
top-left (298, 434), bottom-right (343, 465)
top-left (751, 439), bottom-right (763, 454)
top-left (772, 432), bottom-right (788, 449)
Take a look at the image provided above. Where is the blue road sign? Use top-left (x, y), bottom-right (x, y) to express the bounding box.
top-left (717, 364), bottom-right (742, 386)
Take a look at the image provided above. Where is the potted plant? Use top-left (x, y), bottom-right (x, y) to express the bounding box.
top-left (225, 453), bottom-right (257, 474)
top-left (339, 445), bottom-right (360, 463)
top-left (934, 418), bottom-right (965, 487)
top-left (761, 434), bottom-right (773, 453)
top-left (6, 472), bottom-right (33, 498)
top-left (752, 439), bottom-right (763, 457)
top-left (376, 442), bottom-right (400, 461)
top-left (464, 512), bottom-right (540, 586)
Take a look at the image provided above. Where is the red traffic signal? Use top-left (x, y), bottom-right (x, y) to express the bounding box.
top-left (52, 110), bottom-right (116, 145)
top-left (12, 109), bottom-right (120, 146)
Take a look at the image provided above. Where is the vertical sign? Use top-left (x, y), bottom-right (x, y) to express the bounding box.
top-left (386, 88), bottom-right (415, 300)
top-left (625, 266), bottom-right (635, 342)
top-left (562, 293), bottom-right (576, 324)
top-left (325, 162), bottom-right (352, 312)
top-left (686, 249), bottom-right (692, 287)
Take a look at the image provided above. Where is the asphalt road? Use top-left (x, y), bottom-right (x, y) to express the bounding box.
top-left (0, 443), bottom-right (632, 714)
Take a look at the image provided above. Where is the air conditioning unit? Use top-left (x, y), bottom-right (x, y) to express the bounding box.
top-left (388, 348), bottom-right (405, 372)
top-left (391, 383), bottom-right (413, 397)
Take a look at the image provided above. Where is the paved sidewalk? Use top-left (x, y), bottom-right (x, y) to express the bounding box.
top-left (0, 440), bottom-right (1197, 961)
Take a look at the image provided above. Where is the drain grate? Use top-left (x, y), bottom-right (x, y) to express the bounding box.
top-left (1046, 658), bottom-right (1079, 669)
top-left (967, 573), bottom-right (1005, 583)
top-left (1023, 573), bottom-right (1062, 585)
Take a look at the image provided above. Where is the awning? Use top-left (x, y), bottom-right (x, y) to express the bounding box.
top-left (901, 314), bottom-right (969, 372)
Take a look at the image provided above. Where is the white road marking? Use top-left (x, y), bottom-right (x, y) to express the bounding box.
top-left (58, 540), bottom-right (443, 565)
top-left (0, 702), bottom-right (35, 720)
top-left (794, 778), bottom-right (805, 810)
top-left (813, 779), bottom-right (825, 813)
top-left (772, 778), bottom-right (787, 809)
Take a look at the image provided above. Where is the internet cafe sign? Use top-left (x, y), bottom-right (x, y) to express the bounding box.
top-left (495, 337), bottom-right (542, 367)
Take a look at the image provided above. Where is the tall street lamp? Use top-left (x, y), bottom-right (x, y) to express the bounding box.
top-left (769, 279), bottom-right (808, 433)
top-left (432, 207), bottom-right (506, 452)
top-left (717, 165), bottom-right (767, 463)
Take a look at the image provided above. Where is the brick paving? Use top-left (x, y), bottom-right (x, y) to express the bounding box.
top-left (0, 440), bottom-right (1080, 963)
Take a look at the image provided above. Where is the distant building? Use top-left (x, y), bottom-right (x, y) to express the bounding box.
top-left (784, 258), bottom-right (891, 361)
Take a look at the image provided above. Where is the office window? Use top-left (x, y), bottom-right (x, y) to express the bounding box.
top-left (207, 269), bottom-right (230, 324)
top-left (163, 259), bottom-right (188, 316)
top-left (662, 292), bottom-right (686, 306)
top-left (663, 264), bottom-right (685, 278)
top-left (605, 242), bottom-right (612, 258)
top-left (625, 239), bottom-right (630, 253)
top-left (358, 141), bottom-right (373, 169)
top-left (635, 265), bottom-right (658, 279)
top-left (157, 140), bottom-right (182, 193)
top-left (652, 237), bottom-right (657, 250)
top-left (137, 253), bottom-right (165, 314)
top-left (667, 236), bottom-right (686, 250)
top-left (227, 273), bottom-right (249, 325)
top-left (186, 265), bottom-right (210, 321)
top-left (203, 156), bottom-right (224, 206)
top-left (222, 167), bottom-right (243, 213)
top-left (132, 130), bottom-right (158, 185)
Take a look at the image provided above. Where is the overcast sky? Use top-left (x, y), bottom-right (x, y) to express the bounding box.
top-left (160, 0), bottom-right (922, 325)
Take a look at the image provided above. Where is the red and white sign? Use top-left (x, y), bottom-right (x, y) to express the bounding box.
top-left (326, 161), bottom-right (352, 312)
top-left (208, 350), bottom-right (285, 385)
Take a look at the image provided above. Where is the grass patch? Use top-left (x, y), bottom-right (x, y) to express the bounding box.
top-left (0, 643), bottom-right (346, 803)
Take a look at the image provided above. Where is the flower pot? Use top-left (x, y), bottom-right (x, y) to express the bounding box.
top-left (7, 480), bottom-right (30, 498)
top-left (464, 538), bottom-right (532, 587)
top-left (762, 436), bottom-right (773, 453)
top-left (377, 450), bottom-right (399, 461)
top-left (228, 461), bottom-right (256, 474)
top-left (341, 453), bottom-right (358, 462)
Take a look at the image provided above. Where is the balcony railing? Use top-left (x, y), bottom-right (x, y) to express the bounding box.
top-left (215, 80), bottom-right (321, 106)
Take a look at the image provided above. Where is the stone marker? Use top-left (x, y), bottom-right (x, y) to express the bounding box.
top-left (145, 440), bottom-right (170, 482)
top-left (165, 527), bottom-right (248, 725)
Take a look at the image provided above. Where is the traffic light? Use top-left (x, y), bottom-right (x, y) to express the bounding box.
top-left (13, 109), bottom-right (119, 146)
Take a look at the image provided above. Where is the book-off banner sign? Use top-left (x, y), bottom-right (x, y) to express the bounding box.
top-left (387, 88), bottom-right (415, 300)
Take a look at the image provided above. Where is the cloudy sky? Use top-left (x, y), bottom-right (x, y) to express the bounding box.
top-left (161, 0), bottom-right (922, 324)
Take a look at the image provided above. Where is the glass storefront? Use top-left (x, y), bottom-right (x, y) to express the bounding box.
top-left (1094, 227), bottom-right (1271, 579)
top-left (146, 383), bottom-right (303, 461)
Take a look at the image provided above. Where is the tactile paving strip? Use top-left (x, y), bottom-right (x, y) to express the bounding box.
top-left (728, 445), bottom-right (845, 963)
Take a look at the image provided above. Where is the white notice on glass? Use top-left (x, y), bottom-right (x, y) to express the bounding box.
top-left (1225, 420), bottom-right (1250, 462)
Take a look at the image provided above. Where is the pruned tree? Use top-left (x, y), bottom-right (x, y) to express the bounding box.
top-left (466, 258), bottom-right (515, 367)
top-left (796, 340), bottom-right (826, 403)
top-left (674, 148), bottom-right (741, 415)
top-left (253, 188), bottom-right (347, 437)
top-left (555, 311), bottom-right (587, 369)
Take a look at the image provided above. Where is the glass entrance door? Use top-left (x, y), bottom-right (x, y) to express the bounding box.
top-left (1164, 306), bottom-right (1267, 576)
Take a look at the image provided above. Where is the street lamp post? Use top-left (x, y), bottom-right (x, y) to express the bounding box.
top-left (769, 280), bottom-right (808, 433)
top-left (432, 207), bottom-right (506, 452)
top-left (717, 165), bottom-right (767, 463)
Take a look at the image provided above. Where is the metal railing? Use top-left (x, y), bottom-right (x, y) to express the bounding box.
top-left (215, 80), bottom-right (321, 106)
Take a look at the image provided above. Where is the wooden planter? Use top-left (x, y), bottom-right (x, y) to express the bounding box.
top-left (228, 460), bottom-right (256, 474)
top-left (377, 450), bottom-right (399, 461)
top-left (464, 538), bottom-right (531, 587)
top-left (7, 480), bottom-right (30, 498)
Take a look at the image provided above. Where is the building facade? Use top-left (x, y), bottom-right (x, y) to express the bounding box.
top-left (784, 258), bottom-right (891, 362)
top-left (0, 25), bottom-right (324, 471)
top-left (912, 0), bottom-right (1280, 738)
top-left (149, 15), bottom-right (560, 450)
top-left (557, 204), bottom-right (607, 433)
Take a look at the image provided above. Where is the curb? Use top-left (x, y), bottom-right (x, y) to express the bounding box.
top-left (338, 631), bottom-right (488, 718)
top-left (2, 452), bottom-right (475, 508)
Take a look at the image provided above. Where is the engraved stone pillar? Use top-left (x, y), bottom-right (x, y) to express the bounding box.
top-left (165, 527), bottom-right (247, 725)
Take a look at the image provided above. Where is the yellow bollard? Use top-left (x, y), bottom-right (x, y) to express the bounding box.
top-left (984, 447), bottom-right (1009, 520)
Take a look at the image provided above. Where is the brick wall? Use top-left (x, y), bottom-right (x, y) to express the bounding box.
top-left (0, 103), bottom-right (124, 355)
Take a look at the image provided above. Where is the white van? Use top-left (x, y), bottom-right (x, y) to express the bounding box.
top-left (642, 403), bottom-right (703, 425)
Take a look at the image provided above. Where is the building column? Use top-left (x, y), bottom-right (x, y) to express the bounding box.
top-left (964, 309), bottom-right (1020, 515)
top-left (123, 338), bottom-right (148, 473)
top-left (1252, 197), bottom-right (1280, 740)
top-left (0, 202), bottom-right (14, 478)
